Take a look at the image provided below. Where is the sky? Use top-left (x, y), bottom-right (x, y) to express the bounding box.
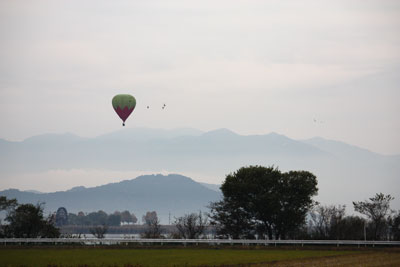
top-left (1, 0), bottom-right (400, 155)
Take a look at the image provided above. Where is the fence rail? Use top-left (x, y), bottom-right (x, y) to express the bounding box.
top-left (1, 238), bottom-right (400, 247)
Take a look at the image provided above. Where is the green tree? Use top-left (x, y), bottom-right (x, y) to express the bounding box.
top-left (87, 210), bottom-right (108, 225)
top-left (337, 216), bottom-right (365, 240)
top-left (273, 171), bottom-right (318, 239)
top-left (353, 193), bottom-right (394, 240)
top-left (209, 200), bottom-right (255, 239)
top-left (121, 210), bottom-right (137, 224)
top-left (0, 196), bottom-right (17, 211)
top-left (142, 211), bottom-right (158, 225)
top-left (67, 213), bottom-right (78, 225)
top-left (0, 196), bottom-right (18, 237)
top-left (4, 203), bottom-right (60, 238)
top-left (389, 211), bottom-right (400, 241)
top-left (210, 166), bottom-right (318, 239)
top-left (107, 213), bottom-right (121, 226)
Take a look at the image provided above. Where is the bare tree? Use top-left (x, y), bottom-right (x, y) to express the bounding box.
top-left (310, 205), bottom-right (331, 239)
top-left (174, 212), bottom-right (208, 239)
top-left (310, 205), bottom-right (346, 239)
top-left (141, 211), bottom-right (161, 238)
top-left (142, 211), bottom-right (157, 225)
top-left (328, 205), bottom-right (346, 239)
top-left (89, 224), bottom-right (108, 239)
top-left (353, 193), bottom-right (394, 240)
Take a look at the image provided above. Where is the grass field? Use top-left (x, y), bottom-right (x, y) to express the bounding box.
top-left (267, 251), bottom-right (400, 266)
top-left (0, 247), bottom-right (371, 267)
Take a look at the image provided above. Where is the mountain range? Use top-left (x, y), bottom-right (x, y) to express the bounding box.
top-left (0, 127), bottom-right (399, 212)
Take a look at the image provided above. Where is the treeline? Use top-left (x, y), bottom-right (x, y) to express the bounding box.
top-left (0, 197), bottom-right (60, 238)
top-left (209, 166), bottom-right (400, 241)
top-left (65, 210), bottom-right (138, 226)
top-left (305, 194), bottom-right (400, 241)
top-left (56, 210), bottom-right (160, 228)
top-left (1, 165), bottom-right (399, 240)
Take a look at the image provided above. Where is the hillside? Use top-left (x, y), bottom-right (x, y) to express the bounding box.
top-left (0, 174), bottom-right (221, 223)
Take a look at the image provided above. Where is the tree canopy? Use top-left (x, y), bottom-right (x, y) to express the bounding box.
top-left (0, 196), bottom-right (18, 211)
top-left (3, 202), bottom-right (60, 238)
top-left (210, 166), bottom-right (318, 239)
top-left (67, 210), bottom-right (138, 226)
top-left (141, 211), bottom-right (161, 238)
top-left (353, 193), bottom-right (394, 240)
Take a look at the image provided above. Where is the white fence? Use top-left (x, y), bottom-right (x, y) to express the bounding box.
top-left (1, 238), bottom-right (400, 247)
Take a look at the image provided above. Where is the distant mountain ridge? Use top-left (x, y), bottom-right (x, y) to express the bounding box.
top-left (0, 174), bottom-right (221, 223)
top-left (200, 182), bottom-right (221, 192)
top-left (0, 128), bottom-right (333, 173)
top-left (0, 127), bottom-right (399, 210)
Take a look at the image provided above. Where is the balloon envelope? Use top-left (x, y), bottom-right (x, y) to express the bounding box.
top-left (112, 94), bottom-right (136, 125)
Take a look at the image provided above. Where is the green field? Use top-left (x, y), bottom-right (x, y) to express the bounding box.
top-left (0, 247), bottom-right (359, 267)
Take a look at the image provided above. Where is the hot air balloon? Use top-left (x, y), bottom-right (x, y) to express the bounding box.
top-left (112, 94), bottom-right (136, 126)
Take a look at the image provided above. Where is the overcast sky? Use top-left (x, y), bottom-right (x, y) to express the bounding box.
top-left (1, 0), bottom-right (399, 155)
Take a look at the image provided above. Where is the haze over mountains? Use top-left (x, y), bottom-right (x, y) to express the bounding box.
top-left (0, 174), bottom-right (220, 223)
top-left (0, 128), bottom-right (399, 213)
